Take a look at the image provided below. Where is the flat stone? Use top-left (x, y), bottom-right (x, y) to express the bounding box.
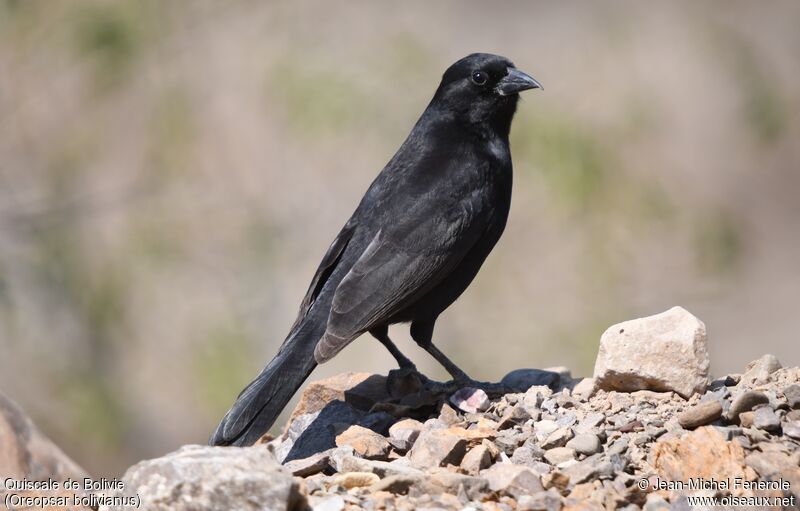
top-left (593, 306), bottom-right (710, 398)
top-left (543, 447), bottom-right (576, 466)
top-left (752, 407), bottom-right (781, 433)
top-left (565, 433), bottom-right (601, 455)
top-left (450, 387), bottom-right (490, 413)
top-left (783, 421), bottom-right (800, 440)
top-left (728, 391), bottom-right (770, 422)
top-left (479, 463), bottom-right (544, 498)
top-left (407, 428), bottom-right (468, 468)
top-left (336, 455), bottom-right (423, 479)
top-left (335, 425), bottom-right (391, 460)
top-left (282, 450), bottom-right (331, 477)
top-left (678, 400), bottom-right (723, 429)
top-left (563, 455), bottom-right (615, 484)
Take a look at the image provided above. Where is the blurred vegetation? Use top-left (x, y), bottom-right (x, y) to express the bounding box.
top-left (0, 0), bottom-right (797, 476)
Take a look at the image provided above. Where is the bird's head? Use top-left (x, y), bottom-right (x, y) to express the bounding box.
top-left (431, 53), bottom-right (542, 134)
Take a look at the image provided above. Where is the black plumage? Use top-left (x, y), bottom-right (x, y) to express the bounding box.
top-left (211, 53), bottom-right (541, 447)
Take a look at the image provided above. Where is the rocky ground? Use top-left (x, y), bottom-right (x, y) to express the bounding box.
top-left (2, 307), bottom-right (799, 510)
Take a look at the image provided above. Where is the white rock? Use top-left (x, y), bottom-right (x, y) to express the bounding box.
top-left (593, 306), bottom-right (710, 399)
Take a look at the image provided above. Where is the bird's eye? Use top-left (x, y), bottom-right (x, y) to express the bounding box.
top-left (471, 71), bottom-right (488, 86)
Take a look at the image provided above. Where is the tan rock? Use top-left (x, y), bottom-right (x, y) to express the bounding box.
top-left (593, 306), bottom-right (710, 398)
top-left (460, 445), bottom-right (492, 473)
top-left (388, 418), bottom-right (424, 447)
top-left (651, 426), bottom-right (757, 497)
top-left (678, 400), bottom-right (723, 429)
top-left (332, 471), bottom-right (380, 489)
top-left (335, 425), bottom-right (391, 460)
top-left (0, 393), bottom-right (91, 511)
top-left (407, 429), bottom-right (468, 468)
top-left (286, 372), bottom-right (389, 430)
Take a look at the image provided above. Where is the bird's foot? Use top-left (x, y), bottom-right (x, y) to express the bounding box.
top-left (386, 366), bottom-right (430, 398)
top-left (420, 378), bottom-right (512, 398)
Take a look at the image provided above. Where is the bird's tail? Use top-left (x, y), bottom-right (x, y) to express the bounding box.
top-left (209, 316), bottom-right (324, 447)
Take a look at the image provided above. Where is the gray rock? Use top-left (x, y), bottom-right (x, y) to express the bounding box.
top-left (100, 445), bottom-right (302, 511)
top-left (502, 368), bottom-right (562, 392)
top-left (593, 306), bottom-right (710, 398)
top-left (517, 489), bottom-right (563, 511)
top-left (575, 412), bottom-right (605, 434)
top-left (563, 455), bottom-right (614, 484)
top-left (511, 443), bottom-right (545, 468)
top-left (541, 427), bottom-right (573, 449)
top-left (678, 400), bottom-right (722, 429)
top-left (606, 437), bottom-right (629, 457)
top-left (498, 405), bottom-right (531, 429)
top-left (282, 450), bottom-right (331, 477)
top-left (784, 384), bottom-right (800, 409)
top-left (543, 447), bottom-right (575, 465)
top-left (565, 433), bottom-right (601, 455)
top-left (479, 463), bottom-right (544, 498)
top-left (728, 391), bottom-right (770, 422)
top-left (752, 406), bottom-right (781, 432)
top-left (783, 421), bottom-right (800, 440)
top-left (522, 386), bottom-right (553, 412)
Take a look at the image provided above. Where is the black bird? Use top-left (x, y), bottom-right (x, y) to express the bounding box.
top-left (211, 53), bottom-right (541, 447)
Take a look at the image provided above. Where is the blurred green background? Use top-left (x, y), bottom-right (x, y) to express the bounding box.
top-left (1, 0), bottom-right (798, 476)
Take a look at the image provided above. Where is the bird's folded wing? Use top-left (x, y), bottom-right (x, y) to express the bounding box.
top-left (314, 203), bottom-right (488, 362)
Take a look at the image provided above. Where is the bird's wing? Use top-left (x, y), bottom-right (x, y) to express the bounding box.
top-left (314, 196), bottom-right (489, 362)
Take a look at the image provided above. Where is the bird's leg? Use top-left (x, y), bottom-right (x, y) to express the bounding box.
top-left (410, 319), bottom-right (476, 384)
top-left (370, 326), bottom-right (417, 371)
top-left (422, 342), bottom-right (475, 383)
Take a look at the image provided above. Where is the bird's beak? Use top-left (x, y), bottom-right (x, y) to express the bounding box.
top-left (496, 68), bottom-right (543, 96)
